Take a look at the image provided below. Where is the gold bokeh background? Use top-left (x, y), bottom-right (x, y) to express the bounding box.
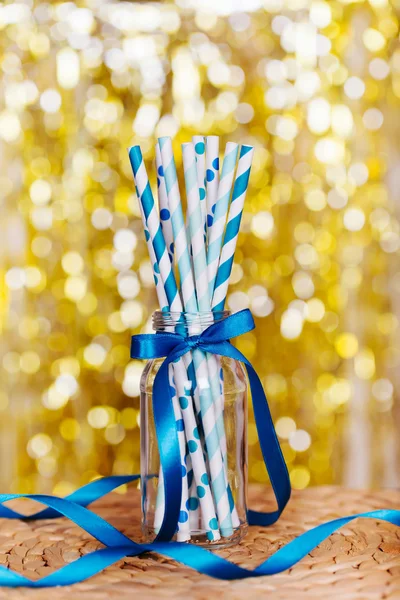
top-left (0, 0), bottom-right (399, 496)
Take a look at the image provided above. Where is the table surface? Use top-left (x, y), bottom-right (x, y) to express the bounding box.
top-left (0, 485), bottom-right (399, 599)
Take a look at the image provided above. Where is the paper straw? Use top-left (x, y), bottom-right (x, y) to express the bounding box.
top-left (157, 365), bottom-right (191, 540)
top-left (193, 135), bottom-right (207, 234)
top-left (212, 145), bottom-right (254, 311)
top-left (159, 141), bottom-right (200, 530)
top-left (160, 137), bottom-right (233, 536)
top-left (182, 143), bottom-right (210, 312)
top-left (210, 144), bottom-right (254, 527)
top-left (192, 138), bottom-right (239, 528)
top-left (156, 144), bottom-right (174, 264)
top-left (129, 145), bottom-right (220, 541)
top-left (207, 142), bottom-right (239, 299)
top-left (158, 138), bottom-right (197, 312)
top-left (182, 142), bottom-right (227, 486)
top-left (205, 136), bottom-right (219, 233)
top-left (183, 143), bottom-right (229, 501)
top-left (136, 206), bottom-right (190, 541)
top-left (129, 146), bottom-right (181, 311)
top-left (174, 377), bottom-right (220, 541)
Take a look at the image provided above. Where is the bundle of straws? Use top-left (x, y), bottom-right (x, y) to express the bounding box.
top-left (128, 136), bottom-right (254, 543)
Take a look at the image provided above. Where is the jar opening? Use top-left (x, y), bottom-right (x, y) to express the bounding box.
top-left (152, 310), bottom-right (230, 331)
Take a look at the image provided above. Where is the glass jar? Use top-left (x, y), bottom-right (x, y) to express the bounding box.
top-left (140, 311), bottom-right (248, 549)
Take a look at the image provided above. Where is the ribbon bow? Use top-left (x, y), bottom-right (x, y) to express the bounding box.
top-left (0, 308), bottom-right (400, 586)
top-left (130, 308), bottom-right (291, 541)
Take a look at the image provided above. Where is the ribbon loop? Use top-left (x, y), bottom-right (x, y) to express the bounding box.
top-left (199, 309), bottom-right (256, 344)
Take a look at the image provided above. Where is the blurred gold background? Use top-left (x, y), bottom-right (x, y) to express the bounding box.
top-left (0, 0), bottom-right (399, 495)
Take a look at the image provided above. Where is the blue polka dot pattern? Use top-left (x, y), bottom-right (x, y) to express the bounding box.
top-left (181, 465), bottom-right (186, 477)
top-left (209, 518), bottom-right (218, 530)
top-left (206, 169), bottom-right (215, 182)
top-left (178, 510), bottom-right (188, 523)
top-left (188, 440), bottom-right (198, 452)
top-left (160, 208), bottom-right (170, 220)
top-left (187, 497), bottom-right (199, 511)
top-left (169, 385), bottom-right (175, 397)
top-left (199, 188), bottom-right (206, 200)
top-left (153, 275), bottom-right (158, 286)
top-left (176, 419), bottom-right (184, 432)
top-left (179, 396), bottom-right (188, 409)
top-left (154, 262), bottom-right (160, 273)
top-left (144, 230), bottom-right (150, 241)
top-left (197, 485), bottom-right (205, 498)
top-left (157, 177), bottom-right (160, 187)
top-left (212, 157), bottom-right (219, 170)
top-left (193, 427), bottom-right (200, 439)
top-left (201, 473), bottom-right (209, 486)
top-left (157, 165), bottom-right (164, 176)
top-left (207, 214), bottom-right (213, 228)
top-left (195, 142), bottom-right (205, 154)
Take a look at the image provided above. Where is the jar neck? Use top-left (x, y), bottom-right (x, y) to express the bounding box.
top-left (152, 310), bottom-right (230, 333)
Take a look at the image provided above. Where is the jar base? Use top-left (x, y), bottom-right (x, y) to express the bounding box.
top-left (142, 522), bottom-right (248, 550)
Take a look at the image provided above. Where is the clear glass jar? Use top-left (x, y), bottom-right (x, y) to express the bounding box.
top-left (140, 311), bottom-right (248, 549)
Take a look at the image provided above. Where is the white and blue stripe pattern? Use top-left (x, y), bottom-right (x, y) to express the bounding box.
top-left (128, 146), bottom-right (181, 312)
top-left (212, 145), bottom-right (254, 312)
top-left (207, 142), bottom-right (239, 299)
top-left (136, 189), bottom-right (190, 540)
top-left (210, 145), bottom-right (254, 530)
top-left (159, 137), bottom-right (197, 313)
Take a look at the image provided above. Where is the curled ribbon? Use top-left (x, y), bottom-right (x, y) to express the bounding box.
top-left (0, 308), bottom-right (399, 587)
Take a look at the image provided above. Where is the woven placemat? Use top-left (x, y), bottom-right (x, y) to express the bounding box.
top-left (0, 485), bottom-right (399, 599)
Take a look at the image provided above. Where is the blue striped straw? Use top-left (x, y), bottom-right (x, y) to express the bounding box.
top-left (159, 136), bottom-right (233, 537)
top-left (207, 142), bottom-right (239, 299)
top-left (129, 144), bottom-right (221, 541)
top-left (193, 135), bottom-right (207, 234)
top-left (136, 198), bottom-right (190, 541)
top-left (158, 141), bottom-right (200, 528)
top-left (209, 144), bottom-right (254, 530)
top-left (212, 145), bottom-right (254, 311)
top-left (205, 136), bottom-right (219, 233)
top-left (129, 146), bottom-right (181, 311)
top-left (159, 137), bottom-right (198, 313)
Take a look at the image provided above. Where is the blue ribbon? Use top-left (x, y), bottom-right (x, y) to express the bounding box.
top-left (0, 308), bottom-right (398, 587)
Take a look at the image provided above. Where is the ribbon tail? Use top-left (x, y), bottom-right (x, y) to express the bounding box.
top-left (152, 352), bottom-right (185, 541)
top-left (203, 340), bottom-right (291, 525)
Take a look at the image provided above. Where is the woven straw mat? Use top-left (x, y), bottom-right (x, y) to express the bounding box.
top-left (0, 485), bottom-right (399, 599)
